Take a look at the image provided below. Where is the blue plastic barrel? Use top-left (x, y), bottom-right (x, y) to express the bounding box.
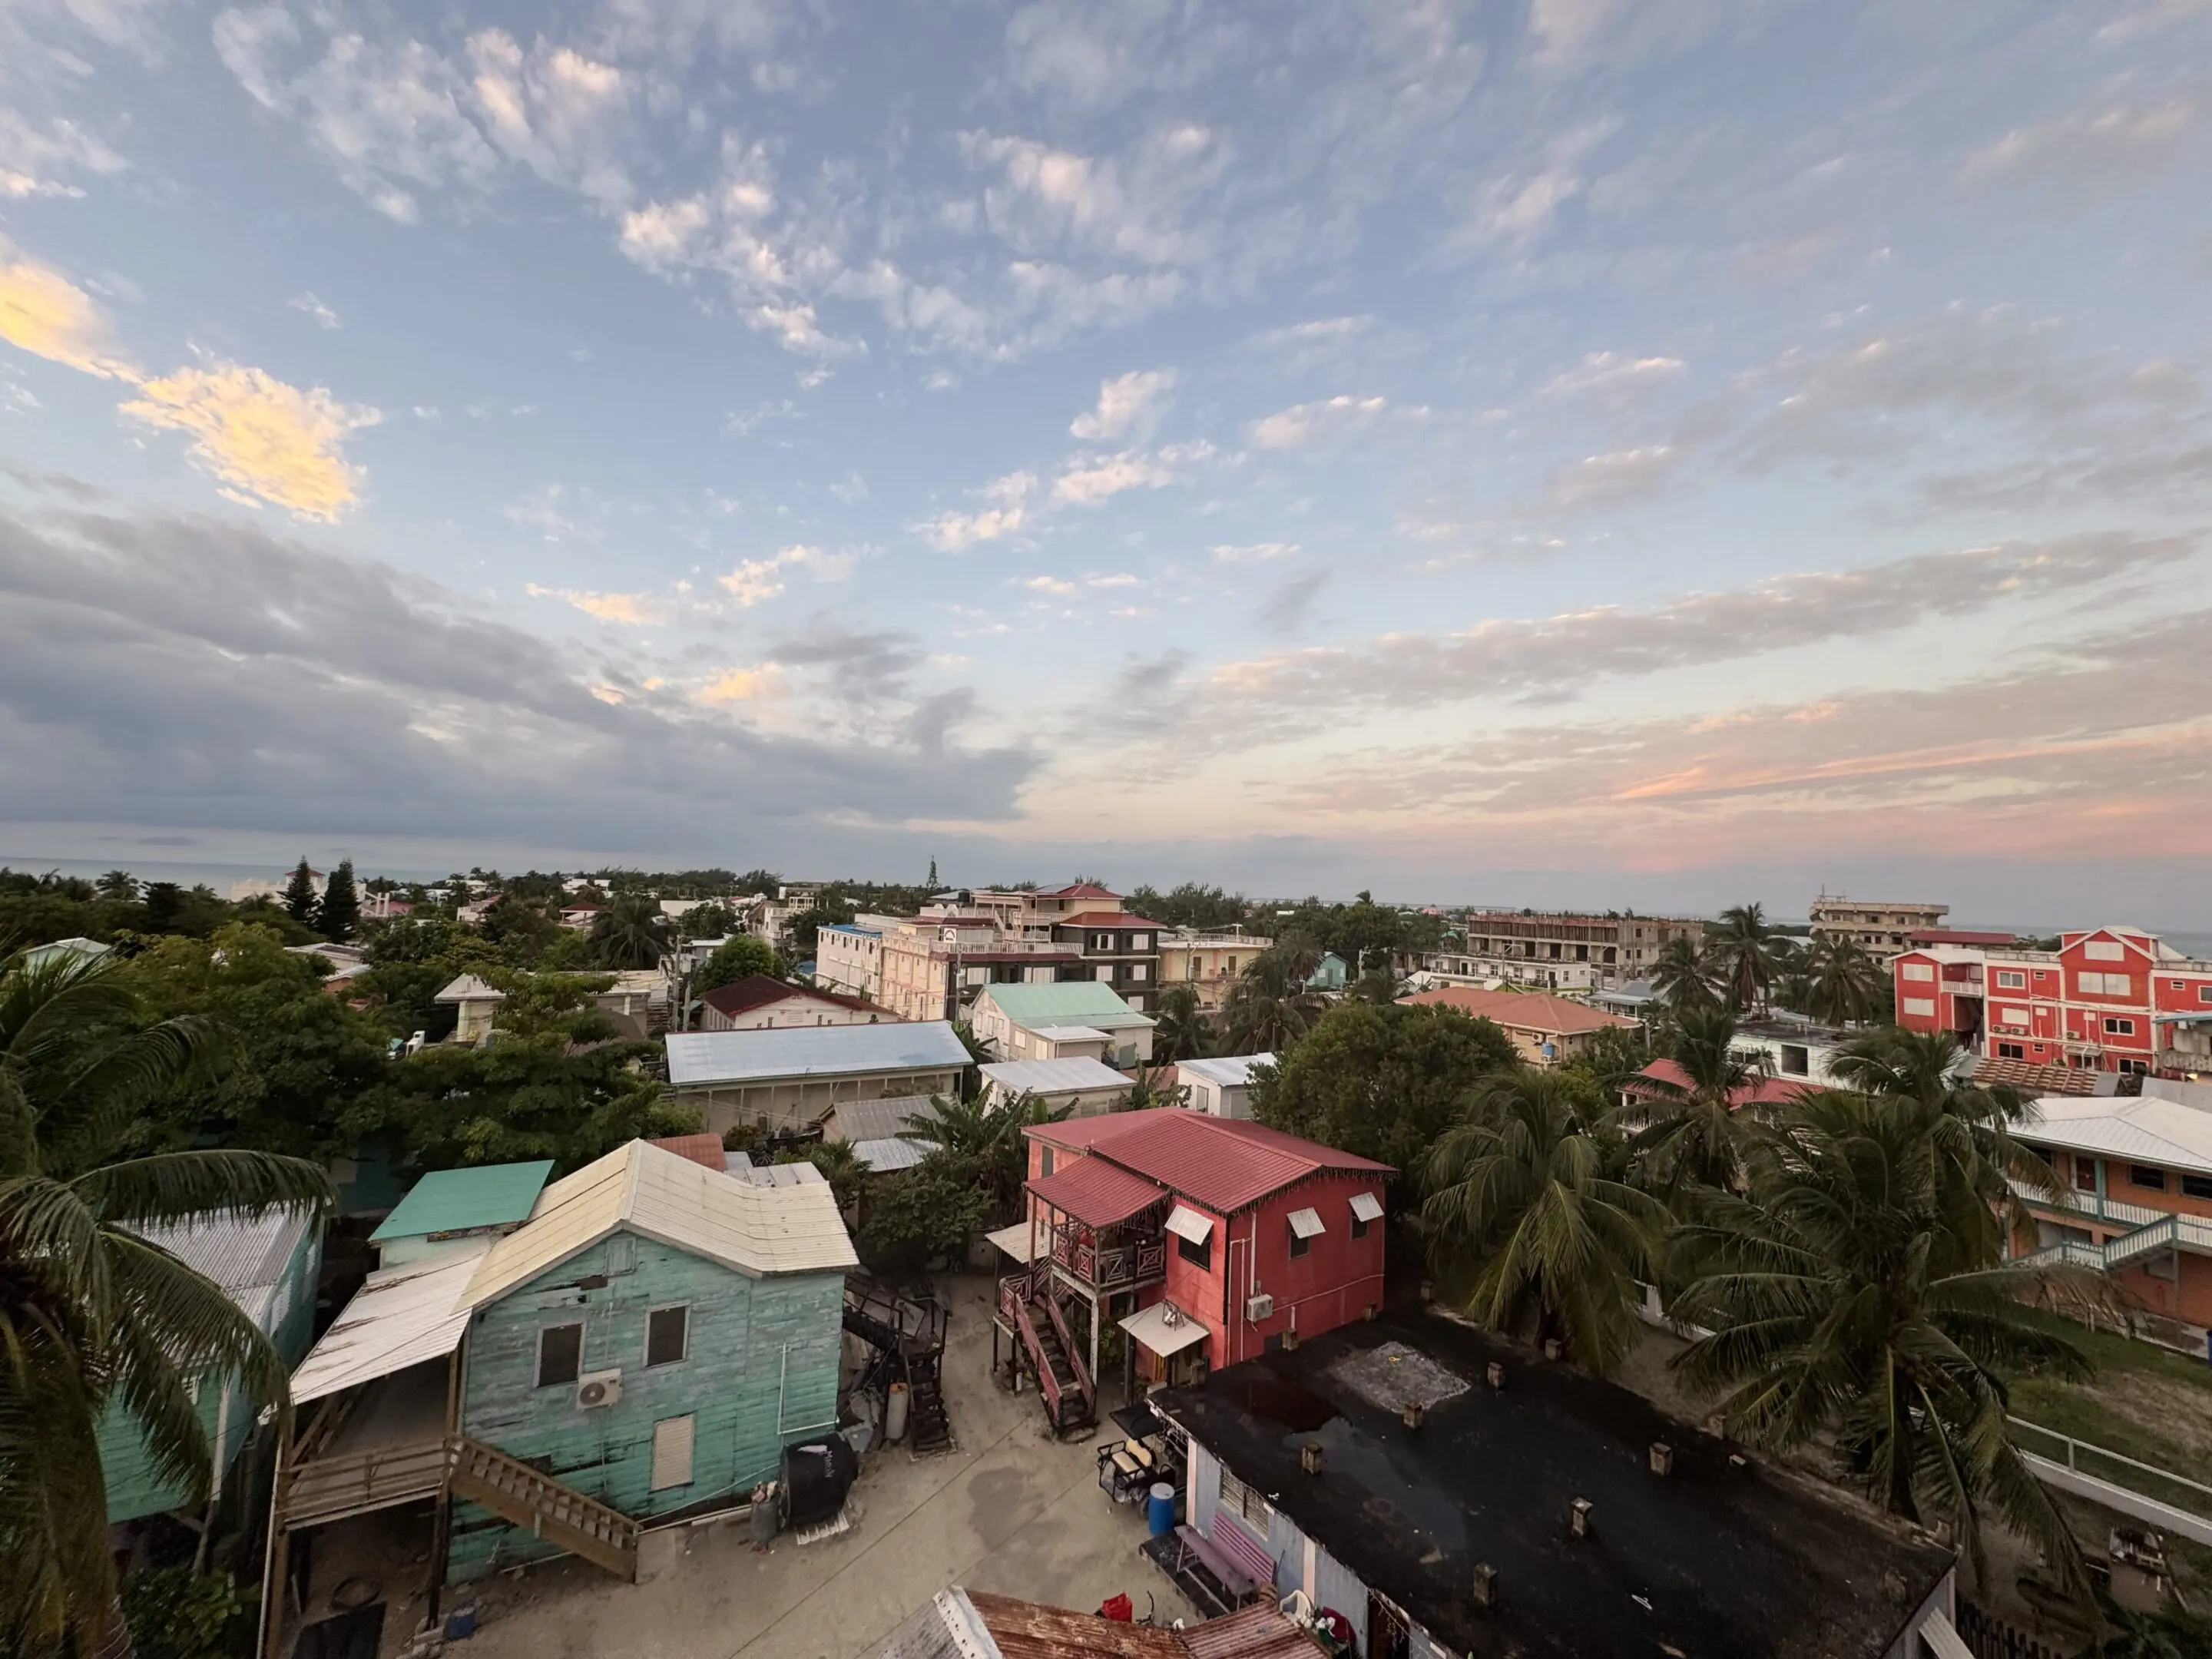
top-left (1147, 1482), bottom-right (1176, 1536)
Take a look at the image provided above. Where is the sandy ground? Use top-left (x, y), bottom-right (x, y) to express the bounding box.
top-left (288, 1272), bottom-right (1197, 1659)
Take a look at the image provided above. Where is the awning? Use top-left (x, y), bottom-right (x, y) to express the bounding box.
top-left (1288, 1207), bottom-right (1326, 1240)
top-left (1349, 1191), bottom-right (1384, 1224)
top-left (291, 1240), bottom-right (490, 1403)
top-left (1120, 1300), bottom-right (1209, 1358)
top-left (1164, 1204), bottom-right (1214, 1245)
top-left (985, 1220), bottom-right (1041, 1263)
top-left (1110, 1401), bottom-right (1164, 1441)
top-left (1917, 1614), bottom-right (1974, 1659)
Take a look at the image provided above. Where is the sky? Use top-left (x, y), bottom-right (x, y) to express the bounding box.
top-left (2, 0), bottom-right (2210, 922)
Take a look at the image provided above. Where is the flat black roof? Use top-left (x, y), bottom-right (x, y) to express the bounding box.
top-left (1152, 1310), bottom-right (1952, 1659)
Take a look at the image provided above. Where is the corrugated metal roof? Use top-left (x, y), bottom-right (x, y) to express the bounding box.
top-left (985, 1220), bottom-right (1041, 1263)
top-left (462, 1138), bottom-right (857, 1306)
top-left (291, 1240), bottom-right (489, 1402)
top-left (1174, 1601), bottom-right (1320, 1659)
top-left (979, 983), bottom-right (1155, 1031)
top-left (852, 1136), bottom-right (930, 1173)
top-left (2022, 1094), bottom-right (2212, 1175)
top-left (650, 1134), bottom-right (730, 1171)
top-left (133, 1206), bottom-right (314, 1300)
top-left (827, 1095), bottom-right (942, 1144)
top-left (1028, 1157), bottom-right (1170, 1228)
top-left (965, 1591), bottom-right (1188, 1659)
top-left (1176, 1054), bottom-right (1274, 1088)
top-left (666, 1022), bottom-right (972, 1086)
top-left (370, 1160), bottom-right (555, 1242)
top-left (434, 973), bottom-right (505, 1003)
top-left (1028, 1110), bottom-right (1394, 1215)
top-left (1120, 1300), bottom-right (1208, 1358)
top-left (981, 1058), bottom-right (1133, 1096)
top-left (1402, 986), bottom-right (1639, 1035)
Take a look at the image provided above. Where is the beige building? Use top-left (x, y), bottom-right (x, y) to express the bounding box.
top-left (1402, 985), bottom-right (1641, 1067)
top-left (1157, 929), bottom-right (1273, 1013)
top-left (1424, 911), bottom-right (1704, 992)
top-left (1809, 895), bottom-right (1949, 961)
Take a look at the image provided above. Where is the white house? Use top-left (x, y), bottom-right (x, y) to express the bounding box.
top-left (1177, 1053), bottom-right (1274, 1119)
top-left (979, 1057), bottom-right (1134, 1118)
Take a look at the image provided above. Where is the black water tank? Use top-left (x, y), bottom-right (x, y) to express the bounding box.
top-left (780, 1436), bottom-right (859, 1530)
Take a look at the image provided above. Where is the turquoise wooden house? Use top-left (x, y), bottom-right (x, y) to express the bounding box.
top-left (98, 1207), bottom-right (323, 1525)
top-left (266, 1138), bottom-right (858, 1647)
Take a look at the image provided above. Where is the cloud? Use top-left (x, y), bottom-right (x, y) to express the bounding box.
top-left (717, 543), bottom-right (851, 608)
top-left (119, 364), bottom-right (379, 522)
top-left (524, 583), bottom-right (662, 624)
top-left (289, 292), bottom-right (341, 329)
top-left (1018, 575), bottom-right (1075, 595)
top-left (1541, 352), bottom-right (1685, 395)
top-left (1071, 368), bottom-right (1177, 440)
top-left (0, 109), bottom-right (126, 199)
top-left (1959, 99), bottom-right (2197, 202)
top-left (0, 501), bottom-right (1032, 843)
top-left (0, 249), bottom-right (134, 377)
top-left (697, 664), bottom-right (775, 704)
top-left (1257, 571), bottom-right (1326, 636)
top-left (1172, 532), bottom-right (2199, 747)
top-left (917, 472), bottom-right (1035, 550)
top-left (1052, 450), bottom-right (1175, 505)
top-left (1251, 395), bottom-right (1386, 449)
top-left (1543, 444), bottom-right (1682, 512)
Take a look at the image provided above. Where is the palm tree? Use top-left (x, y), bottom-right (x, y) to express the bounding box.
top-left (1704, 902), bottom-right (1783, 1012)
top-left (1668, 1089), bottom-right (2102, 1599)
top-left (900, 1090), bottom-right (1068, 1219)
top-left (1829, 1025), bottom-right (2063, 1261)
top-left (0, 949), bottom-right (330, 1653)
top-left (1221, 949), bottom-right (1322, 1054)
top-left (1651, 935), bottom-right (1717, 1010)
top-left (589, 892), bottom-right (669, 971)
top-left (1798, 934), bottom-right (1889, 1025)
top-left (1419, 1068), bottom-right (1667, 1375)
top-left (1122, 1061), bottom-right (1187, 1112)
top-left (1151, 984), bottom-right (1210, 1064)
top-left (94, 870), bottom-right (138, 904)
top-left (1628, 1004), bottom-right (1762, 1199)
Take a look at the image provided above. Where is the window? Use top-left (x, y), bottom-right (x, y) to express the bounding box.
top-left (1130, 963), bottom-right (1149, 982)
top-left (1996, 970), bottom-right (2026, 989)
top-left (1218, 1469), bottom-right (1273, 1528)
top-left (537, 1323), bottom-right (584, 1389)
top-left (1998, 1042), bottom-right (2025, 1059)
top-left (1902, 997), bottom-right (1936, 1017)
top-left (1289, 1227), bottom-right (1310, 1259)
top-left (1040, 1147), bottom-right (1055, 1177)
top-left (2200, 986), bottom-right (2212, 1005)
top-left (2104, 1017), bottom-right (2135, 1037)
top-left (1780, 1045), bottom-right (1810, 1077)
top-left (1177, 1230), bottom-right (1211, 1269)
top-left (2182, 1174), bottom-right (2212, 1200)
top-left (2078, 972), bottom-right (2132, 997)
top-left (2131, 1165), bottom-right (2167, 1192)
top-left (1901, 962), bottom-right (1935, 982)
top-left (1093, 932), bottom-right (1111, 951)
top-left (1094, 965), bottom-right (1114, 982)
top-left (2084, 939), bottom-right (2127, 962)
top-left (651, 1414), bottom-right (696, 1490)
top-left (2074, 1156), bottom-right (2097, 1193)
top-left (1350, 1213), bottom-right (1370, 1240)
top-left (646, 1306), bottom-right (690, 1367)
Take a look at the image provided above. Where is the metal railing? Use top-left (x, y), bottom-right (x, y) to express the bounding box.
top-left (2007, 1176), bottom-right (2165, 1231)
top-left (2008, 1417), bottom-right (2212, 1523)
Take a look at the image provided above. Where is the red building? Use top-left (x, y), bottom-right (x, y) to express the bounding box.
top-left (991, 1111), bottom-right (1392, 1431)
top-left (1892, 926), bottom-right (2212, 1081)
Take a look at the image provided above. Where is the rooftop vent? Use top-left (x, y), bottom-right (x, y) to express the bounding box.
top-left (1300, 1442), bottom-right (1325, 1476)
top-left (1485, 1361), bottom-right (1505, 1390)
top-left (1570, 1498), bottom-right (1594, 1538)
top-left (1472, 1563), bottom-right (1498, 1608)
top-left (1649, 1442), bottom-right (1674, 1477)
top-left (1542, 1337), bottom-right (1563, 1362)
top-left (1402, 1402), bottom-right (1425, 1430)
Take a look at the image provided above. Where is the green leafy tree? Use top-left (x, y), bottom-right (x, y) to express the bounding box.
top-left (281, 859), bottom-right (319, 926)
top-left (588, 892), bottom-right (669, 971)
top-left (697, 935), bottom-right (783, 992)
top-left (480, 896), bottom-right (562, 963)
top-left (1253, 1000), bottom-right (1519, 1172)
top-left (1221, 945), bottom-right (1324, 1053)
top-left (94, 871), bottom-right (139, 904)
top-left (1125, 883), bottom-right (1250, 931)
top-left (1419, 1068), bottom-right (1664, 1375)
top-left (673, 901), bottom-right (739, 941)
top-left (859, 1153), bottom-right (990, 1276)
top-left (1122, 1063), bottom-right (1188, 1112)
top-left (1628, 1003), bottom-right (1763, 1200)
top-left (1792, 934), bottom-right (1892, 1025)
top-left (899, 1091), bottom-right (1067, 1220)
top-left (120, 1567), bottom-right (247, 1659)
top-left (317, 859), bottom-right (362, 942)
top-left (1668, 1089), bottom-right (2102, 1598)
top-left (1556, 1022), bottom-right (1651, 1098)
top-left (0, 949), bottom-right (329, 1654)
top-left (1651, 935), bottom-right (1718, 1010)
top-left (1151, 983), bottom-right (1210, 1063)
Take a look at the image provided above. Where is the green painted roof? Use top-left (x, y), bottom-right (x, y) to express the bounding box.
top-left (371, 1160), bottom-right (555, 1242)
top-left (982, 982), bottom-right (1152, 1028)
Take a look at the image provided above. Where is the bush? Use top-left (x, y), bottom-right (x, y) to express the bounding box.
top-left (121, 1568), bottom-right (247, 1659)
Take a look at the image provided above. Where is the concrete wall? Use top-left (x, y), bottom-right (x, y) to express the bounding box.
top-left (449, 1230), bottom-right (843, 1580)
top-left (675, 1065), bottom-right (965, 1137)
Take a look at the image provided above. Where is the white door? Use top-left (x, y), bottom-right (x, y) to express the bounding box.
top-left (651, 1414), bottom-right (696, 1491)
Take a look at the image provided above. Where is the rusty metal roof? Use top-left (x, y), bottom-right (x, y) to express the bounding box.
top-left (1026, 1156), bottom-right (1167, 1228)
top-left (965, 1592), bottom-right (1189, 1659)
top-left (1028, 1111), bottom-right (1392, 1216)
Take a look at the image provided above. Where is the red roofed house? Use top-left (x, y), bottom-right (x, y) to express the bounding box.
top-left (1400, 985), bottom-right (1641, 1068)
top-left (992, 1110), bottom-right (1392, 1432)
top-left (1619, 1058), bottom-right (1814, 1114)
top-left (696, 973), bottom-right (897, 1031)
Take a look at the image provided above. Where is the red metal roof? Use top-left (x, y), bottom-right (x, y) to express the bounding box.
top-left (1402, 986), bottom-right (1640, 1035)
top-left (1621, 1058), bottom-right (1813, 1110)
top-left (1027, 1108), bottom-right (1392, 1215)
top-left (1907, 929), bottom-right (2017, 946)
top-left (1039, 882), bottom-right (1121, 899)
top-left (1972, 1057), bottom-right (2105, 1097)
top-left (648, 1133), bottom-right (729, 1171)
top-left (699, 974), bottom-right (888, 1018)
top-left (1028, 1157), bottom-right (1168, 1228)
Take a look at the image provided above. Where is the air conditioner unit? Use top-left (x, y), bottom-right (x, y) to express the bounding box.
top-left (1245, 1293), bottom-right (1275, 1323)
top-left (575, 1369), bottom-right (622, 1409)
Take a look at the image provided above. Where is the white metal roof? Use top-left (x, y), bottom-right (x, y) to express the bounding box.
top-left (1177, 1054), bottom-right (1275, 1088)
top-left (434, 973), bottom-right (505, 1003)
top-left (985, 1220), bottom-right (1041, 1263)
top-left (979, 1057), bottom-right (1133, 1096)
top-left (665, 1021), bottom-right (971, 1086)
top-left (1120, 1300), bottom-right (1209, 1357)
top-left (2022, 1094), bottom-right (2212, 1176)
top-left (1028, 1025), bottom-right (1111, 1042)
top-left (1165, 1204), bottom-right (1214, 1244)
top-left (291, 1240), bottom-right (490, 1402)
top-left (134, 1206), bottom-right (316, 1333)
top-left (463, 1138), bottom-right (857, 1306)
top-left (850, 1136), bottom-right (929, 1173)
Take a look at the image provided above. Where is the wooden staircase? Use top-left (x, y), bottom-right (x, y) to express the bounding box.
top-left (449, 1437), bottom-right (639, 1581)
top-left (998, 1272), bottom-right (1095, 1435)
top-left (274, 1435), bottom-right (637, 1581)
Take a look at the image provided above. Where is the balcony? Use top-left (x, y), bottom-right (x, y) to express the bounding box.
top-left (2008, 1175), bottom-right (2167, 1232)
top-left (1048, 1220), bottom-right (1167, 1293)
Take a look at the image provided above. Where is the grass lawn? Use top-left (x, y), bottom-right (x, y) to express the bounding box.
top-left (2002, 1307), bottom-right (2212, 1502)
